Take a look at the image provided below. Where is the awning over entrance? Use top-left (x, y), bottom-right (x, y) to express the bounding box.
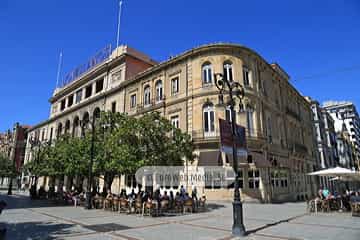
top-left (198, 151), bottom-right (222, 166)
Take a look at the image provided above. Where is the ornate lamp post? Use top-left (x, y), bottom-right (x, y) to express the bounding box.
top-left (214, 73), bottom-right (246, 236)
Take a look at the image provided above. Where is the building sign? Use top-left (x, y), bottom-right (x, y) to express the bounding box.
top-left (219, 118), bottom-right (247, 156)
top-left (60, 44), bottom-right (112, 88)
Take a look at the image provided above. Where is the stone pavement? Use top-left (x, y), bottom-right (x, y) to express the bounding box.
top-left (0, 192), bottom-right (359, 240)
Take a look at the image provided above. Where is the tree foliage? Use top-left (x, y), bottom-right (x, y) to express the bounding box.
top-left (0, 153), bottom-right (16, 178)
top-left (25, 111), bottom-right (195, 190)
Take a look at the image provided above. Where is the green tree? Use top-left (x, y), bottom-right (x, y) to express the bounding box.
top-left (0, 153), bottom-right (16, 178)
top-left (137, 112), bottom-right (195, 166)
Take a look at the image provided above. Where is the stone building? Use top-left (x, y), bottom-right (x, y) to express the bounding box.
top-left (306, 97), bottom-right (339, 190)
top-left (324, 101), bottom-right (360, 169)
top-left (24, 43), bottom-right (316, 202)
top-left (0, 123), bottom-right (30, 186)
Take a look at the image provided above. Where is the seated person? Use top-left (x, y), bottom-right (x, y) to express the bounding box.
top-left (175, 192), bottom-right (181, 202)
top-left (38, 186), bottom-right (46, 199)
top-left (318, 188), bottom-right (324, 200)
top-left (322, 188), bottom-right (330, 199)
top-left (161, 191), bottom-right (170, 201)
top-left (350, 192), bottom-right (360, 203)
top-left (106, 190), bottom-right (113, 199)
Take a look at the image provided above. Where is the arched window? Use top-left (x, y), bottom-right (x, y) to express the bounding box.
top-left (73, 116), bottom-right (80, 137)
top-left (81, 112), bottom-right (90, 136)
top-left (93, 108), bottom-right (101, 120)
top-left (203, 104), bottom-right (215, 136)
top-left (202, 62), bottom-right (212, 84)
top-left (223, 61), bottom-right (233, 81)
top-left (144, 85), bottom-right (151, 106)
top-left (64, 120), bottom-right (70, 134)
top-left (155, 80), bottom-right (163, 102)
top-left (246, 105), bottom-right (254, 136)
top-left (57, 123), bottom-right (63, 137)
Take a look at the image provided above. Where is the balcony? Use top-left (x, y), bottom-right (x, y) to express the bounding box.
top-left (286, 107), bottom-right (301, 121)
top-left (136, 96), bottom-right (166, 114)
top-left (192, 128), bottom-right (266, 148)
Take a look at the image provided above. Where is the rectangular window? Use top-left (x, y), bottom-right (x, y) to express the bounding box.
top-left (41, 130), bottom-right (45, 141)
top-left (52, 104), bottom-right (58, 113)
top-left (75, 90), bottom-right (82, 103)
top-left (111, 101), bottom-right (116, 113)
top-left (67, 95), bottom-right (73, 107)
top-left (171, 77), bottom-right (179, 95)
top-left (272, 170), bottom-right (288, 188)
top-left (247, 155), bottom-right (253, 164)
top-left (60, 99), bottom-right (66, 111)
top-left (248, 170), bottom-right (260, 189)
top-left (85, 85), bottom-right (92, 98)
top-left (95, 79), bottom-right (104, 93)
top-left (130, 94), bottom-right (137, 108)
top-left (247, 110), bottom-right (254, 136)
top-left (171, 115), bottom-right (179, 128)
top-left (243, 67), bottom-right (250, 86)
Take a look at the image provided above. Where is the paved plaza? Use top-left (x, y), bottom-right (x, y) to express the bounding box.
top-left (0, 192), bottom-right (359, 240)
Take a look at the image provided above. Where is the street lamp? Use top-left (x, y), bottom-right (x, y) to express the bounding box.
top-left (214, 73), bottom-right (246, 236)
top-left (80, 117), bottom-right (96, 210)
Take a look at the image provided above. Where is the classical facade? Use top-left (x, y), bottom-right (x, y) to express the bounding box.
top-left (25, 43), bottom-right (317, 202)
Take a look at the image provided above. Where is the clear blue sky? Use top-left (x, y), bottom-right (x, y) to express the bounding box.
top-left (1, 0), bottom-right (359, 132)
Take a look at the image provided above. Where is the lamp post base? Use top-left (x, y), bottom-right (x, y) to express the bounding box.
top-left (232, 200), bottom-right (246, 236)
top-left (84, 191), bottom-right (92, 210)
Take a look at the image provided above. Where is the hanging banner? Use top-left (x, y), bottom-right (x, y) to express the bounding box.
top-left (219, 118), bottom-right (247, 156)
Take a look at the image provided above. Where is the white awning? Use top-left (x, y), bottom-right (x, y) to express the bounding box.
top-left (308, 167), bottom-right (360, 180)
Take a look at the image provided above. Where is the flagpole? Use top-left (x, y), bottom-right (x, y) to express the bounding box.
top-left (116, 1), bottom-right (123, 48)
top-left (56, 52), bottom-right (63, 88)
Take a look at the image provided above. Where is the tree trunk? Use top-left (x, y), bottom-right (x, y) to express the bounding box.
top-left (104, 172), bottom-right (115, 193)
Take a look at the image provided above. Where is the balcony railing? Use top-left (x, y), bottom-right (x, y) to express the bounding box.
top-left (192, 128), bottom-right (265, 143)
top-left (136, 96), bottom-right (166, 112)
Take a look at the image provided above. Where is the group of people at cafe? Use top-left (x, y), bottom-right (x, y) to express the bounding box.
top-left (68, 184), bottom-right (206, 213)
top-left (314, 186), bottom-right (360, 212)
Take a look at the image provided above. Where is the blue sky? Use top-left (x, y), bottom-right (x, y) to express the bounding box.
top-left (0, 0), bottom-right (359, 132)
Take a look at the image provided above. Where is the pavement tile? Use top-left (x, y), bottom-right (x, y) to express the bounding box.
top-left (113, 222), bottom-right (229, 240)
top-left (257, 221), bottom-right (360, 240)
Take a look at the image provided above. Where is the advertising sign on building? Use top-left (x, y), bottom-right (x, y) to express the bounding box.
top-left (219, 119), bottom-right (247, 157)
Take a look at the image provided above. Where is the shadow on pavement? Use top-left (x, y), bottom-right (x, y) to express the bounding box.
top-left (0, 193), bottom-right (65, 210)
top-left (0, 221), bottom-right (77, 240)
